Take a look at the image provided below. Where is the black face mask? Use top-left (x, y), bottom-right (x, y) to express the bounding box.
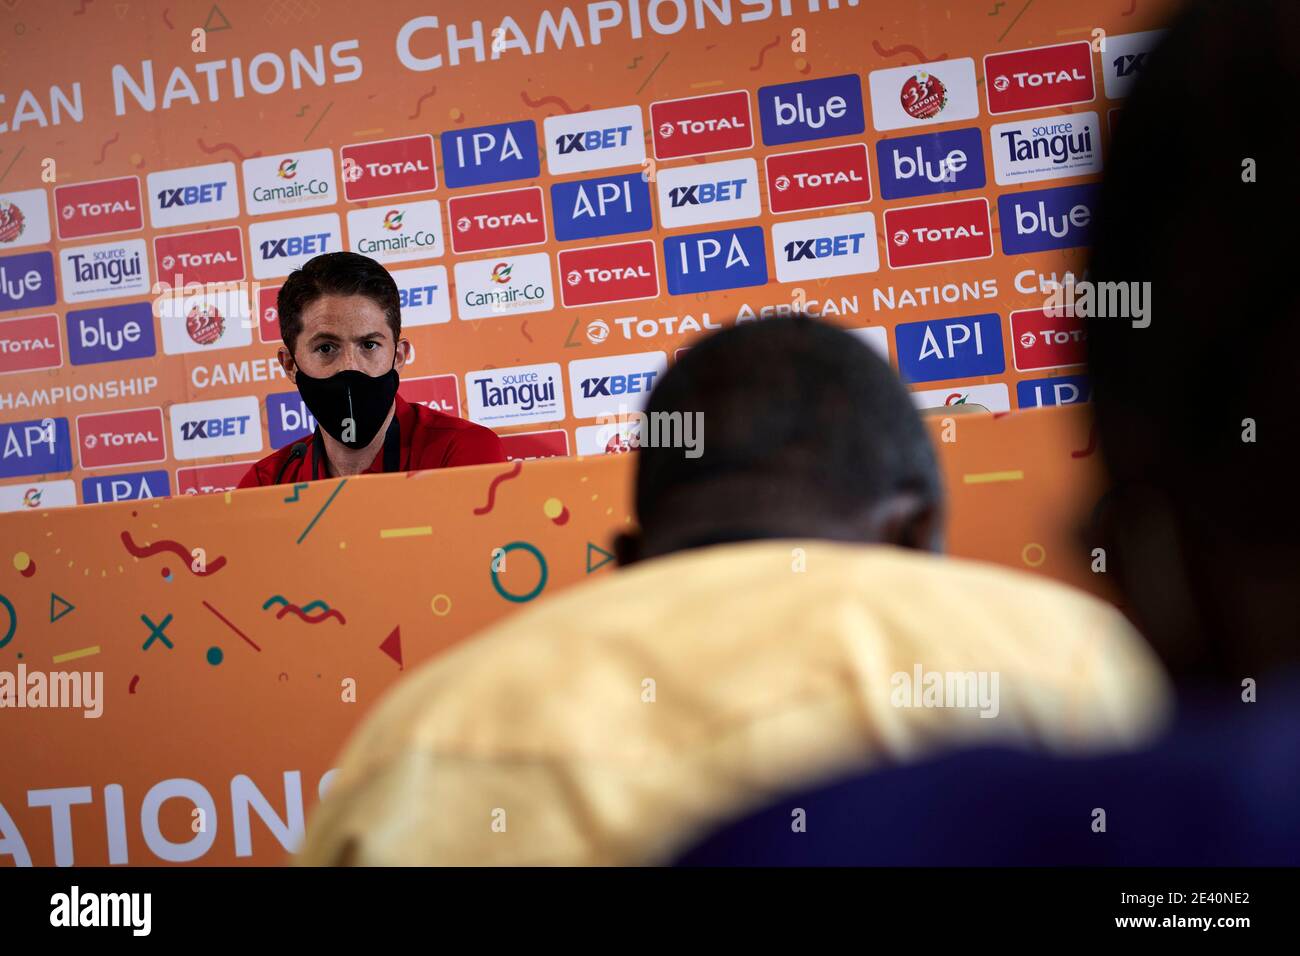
top-left (294, 363), bottom-right (400, 450)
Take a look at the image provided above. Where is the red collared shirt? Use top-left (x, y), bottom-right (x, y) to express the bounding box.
top-left (237, 395), bottom-right (505, 488)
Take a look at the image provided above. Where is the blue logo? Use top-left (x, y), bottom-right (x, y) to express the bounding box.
top-left (664, 226), bottom-right (768, 295)
top-left (267, 391), bottom-right (317, 448)
top-left (0, 417), bottom-right (73, 479)
top-left (0, 251), bottom-right (57, 313)
top-left (82, 469), bottom-right (170, 504)
top-left (550, 173), bottom-right (653, 242)
top-left (67, 303), bottom-right (157, 366)
top-left (877, 128), bottom-right (986, 200)
top-left (758, 74), bottom-right (865, 146)
top-left (1016, 374), bottom-right (1092, 408)
top-left (998, 184), bottom-right (1097, 255)
top-left (441, 121), bottom-right (540, 188)
top-left (895, 313), bottom-right (1005, 383)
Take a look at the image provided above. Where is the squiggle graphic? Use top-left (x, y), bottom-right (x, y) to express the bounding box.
top-left (473, 460), bottom-right (523, 515)
top-left (121, 531), bottom-right (227, 576)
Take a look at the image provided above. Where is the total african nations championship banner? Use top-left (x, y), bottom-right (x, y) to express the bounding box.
top-left (0, 0), bottom-right (1171, 510)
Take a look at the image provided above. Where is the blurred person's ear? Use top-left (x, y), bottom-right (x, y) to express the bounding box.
top-left (868, 495), bottom-right (943, 554)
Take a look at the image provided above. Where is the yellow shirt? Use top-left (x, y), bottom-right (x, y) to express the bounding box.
top-left (297, 540), bottom-right (1171, 866)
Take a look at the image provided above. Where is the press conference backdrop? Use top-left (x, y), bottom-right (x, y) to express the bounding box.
top-left (0, 0), bottom-right (1174, 508)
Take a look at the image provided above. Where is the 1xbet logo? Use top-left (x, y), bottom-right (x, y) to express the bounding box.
top-left (984, 41), bottom-right (1095, 115)
top-left (147, 162), bottom-right (240, 229)
top-left (771, 212), bottom-right (878, 282)
top-left (545, 106), bottom-right (646, 176)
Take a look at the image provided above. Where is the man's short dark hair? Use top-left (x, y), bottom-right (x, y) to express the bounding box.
top-left (277, 252), bottom-right (401, 354)
top-left (634, 315), bottom-right (942, 527)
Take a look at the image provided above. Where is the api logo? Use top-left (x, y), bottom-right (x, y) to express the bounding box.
top-left (876, 127), bottom-right (986, 200)
top-left (559, 241), bottom-right (659, 308)
top-left (340, 134), bottom-right (438, 202)
top-left (0, 417), bottom-right (72, 479)
top-left (765, 144), bottom-right (871, 215)
top-left (441, 120), bottom-right (539, 189)
top-left (449, 187), bottom-right (547, 253)
top-left (758, 74), bottom-right (865, 147)
top-left (248, 213), bottom-right (341, 279)
top-left (663, 226), bottom-right (767, 295)
top-left (0, 313), bottom-right (62, 375)
top-left (0, 251), bottom-right (56, 313)
top-left (771, 211), bottom-right (878, 283)
top-left (655, 158), bottom-right (760, 230)
top-left (267, 391), bottom-right (316, 448)
top-left (154, 226), bottom-right (246, 286)
top-left (82, 470), bottom-right (170, 504)
top-left (568, 351), bottom-right (667, 419)
top-left (390, 264), bottom-right (451, 326)
top-left (997, 184), bottom-right (1097, 255)
top-left (984, 41), bottom-right (1095, 115)
top-left (67, 302), bottom-right (156, 366)
top-left (0, 189), bottom-right (53, 250)
top-left (54, 176), bottom-right (144, 240)
top-left (169, 396), bottom-right (263, 460)
top-left (651, 90), bottom-right (753, 160)
top-left (75, 407), bottom-right (166, 469)
top-left (552, 173), bottom-right (653, 242)
top-left (544, 105), bottom-right (646, 176)
top-left (1017, 374), bottom-right (1091, 408)
top-left (146, 162), bottom-right (240, 229)
top-left (895, 313), bottom-right (1005, 384)
top-left (1104, 30), bottom-right (1166, 100)
top-left (884, 198), bottom-right (992, 269)
top-left (347, 200), bottom-right (444, 263)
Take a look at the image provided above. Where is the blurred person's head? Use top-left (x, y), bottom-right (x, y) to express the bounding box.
top-left (1086, 0), bottom-right (1299, 680)
top-left (615, 315), bottom-right (943, 565)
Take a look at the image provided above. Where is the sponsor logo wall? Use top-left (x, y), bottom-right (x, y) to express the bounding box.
top-left (0, 2), bottom-right (1157, 510)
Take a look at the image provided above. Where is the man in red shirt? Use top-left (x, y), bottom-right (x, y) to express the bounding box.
top-left (238, 252), bottom-right (504, 488)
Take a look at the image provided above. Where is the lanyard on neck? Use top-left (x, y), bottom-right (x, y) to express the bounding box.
top-left (312, 414), bottom-right (402, 480)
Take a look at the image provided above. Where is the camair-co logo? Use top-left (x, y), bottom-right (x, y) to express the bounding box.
top-left (491, 263), bottom-right (511, 283)
top-left (345, 201), bottom-right (441, 265)
top-left (453, 253), bottom-right (554, 321)
top-left (243, 149), bottom-right (337, 216)
top-left (384, 211), bottom-right (404, 230)
top-left (278, 159), bottom-right (298, 179)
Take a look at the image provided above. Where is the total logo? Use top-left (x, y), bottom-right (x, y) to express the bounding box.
top-left (248, 212), bottom-right (341, 279)
top-left (346, 200), bottom-right (443, 264)
top-left (169, 396), bottom-right (264, 460)
top-left (567, 352), bottom-right (667, 419)
top-left (551, 173), bottom-right (653, 242)
top-left (0, 251), bottom-right (56, 313)
top-left (1010, 307), bottom-right (1087, 372)
top-left (146, 162), bottom-right (240, 229)
top-left (876, 128), bottom-right (986, 201)
top-left (59, 239), bottom-right (151, 303)
top-left (544, 105), bottom-right (646, 176)
top-left (0, 479), bottom-right (76, 513)
top-left (895, 313), bottom-right (1006, 384)
top-left (500, 430), bottom-right (570, 462)
top-left (991, 111), bottom-right (1102, 186)
top-left (997, 184), bottom-right (1097, 255)
top-left (0, 313), bottom-right (62, 375)
top-left (67, 302), bottom-right (157, 365)
top-left (454, 253), bottom-right (554, 321)
top-left (765, 144), bottom-right (871, 214)
top-left (0, 417), bottom-right (73, 480)
top-left (82, 470), bottom-right (170, 504)
top-left (175, 461), bottom-right (255, 496)
top-left (448, 187), bottom-right (546, 254)
top-left (158, 287), bottom-right (253, 356)
top-left (464, 362), bottom-right (566, 427)
top-left (655, 158), bottom-right (760, 230)
top-left (242, 148), bottom-right (338, 215)
top-left (558, 241), bottom-right (660, 308)
top-left (153, 226), bottom-right (245, 286)
top-left (441, 120), bottom-right (540, 189)
top-left (909, 383), bottom-right (1011, 414)
top-left (340, 134), bottom-right (438, 202)
top-left (75, 407), bottom-right (166, 469)
top-left (398, 373), bottom-right (461, 417)
top-left (757, 74), bottom-right (865, 146)
top-left (883, 198), bottom-right (992, 269)
top-left (0, 189), bottom-right (53, 249)
top-left (868, 58), bottom-right (979, 131)
top-left (984, 41), bottom-right (1095, 115)
top-left (650, 90), bottom-right (753, 160)
top-left (54, 176), bottom-right (144, 240)
top-left (663, 226), bottom-right (767, 295)
top-left (771, 211), bottom-right (879, 283)
top-left (1017, 374), bottom-right (1091, 409)
top-left (1103, 30), bottom-right (1166, 100)
top-left (390, 264), bottom-right (451, 326)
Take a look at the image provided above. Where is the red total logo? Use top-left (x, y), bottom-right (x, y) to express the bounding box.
top-left (448, 187), bottom-right (547, 255)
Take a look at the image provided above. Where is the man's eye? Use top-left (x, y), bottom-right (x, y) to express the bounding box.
top-left (362, 341), bottom-right (380, 351)
top-left (317, 343), bottom-right (336, 354)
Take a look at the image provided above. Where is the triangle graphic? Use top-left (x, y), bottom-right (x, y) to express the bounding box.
top-left (379, 626), bottom-right (403, 668)
top-left (586, 542), bottom-right (615, 574)
top-left (204, 4), bottom-right (233, 32)
top-left (50, 593), bottom-right (75, 623)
